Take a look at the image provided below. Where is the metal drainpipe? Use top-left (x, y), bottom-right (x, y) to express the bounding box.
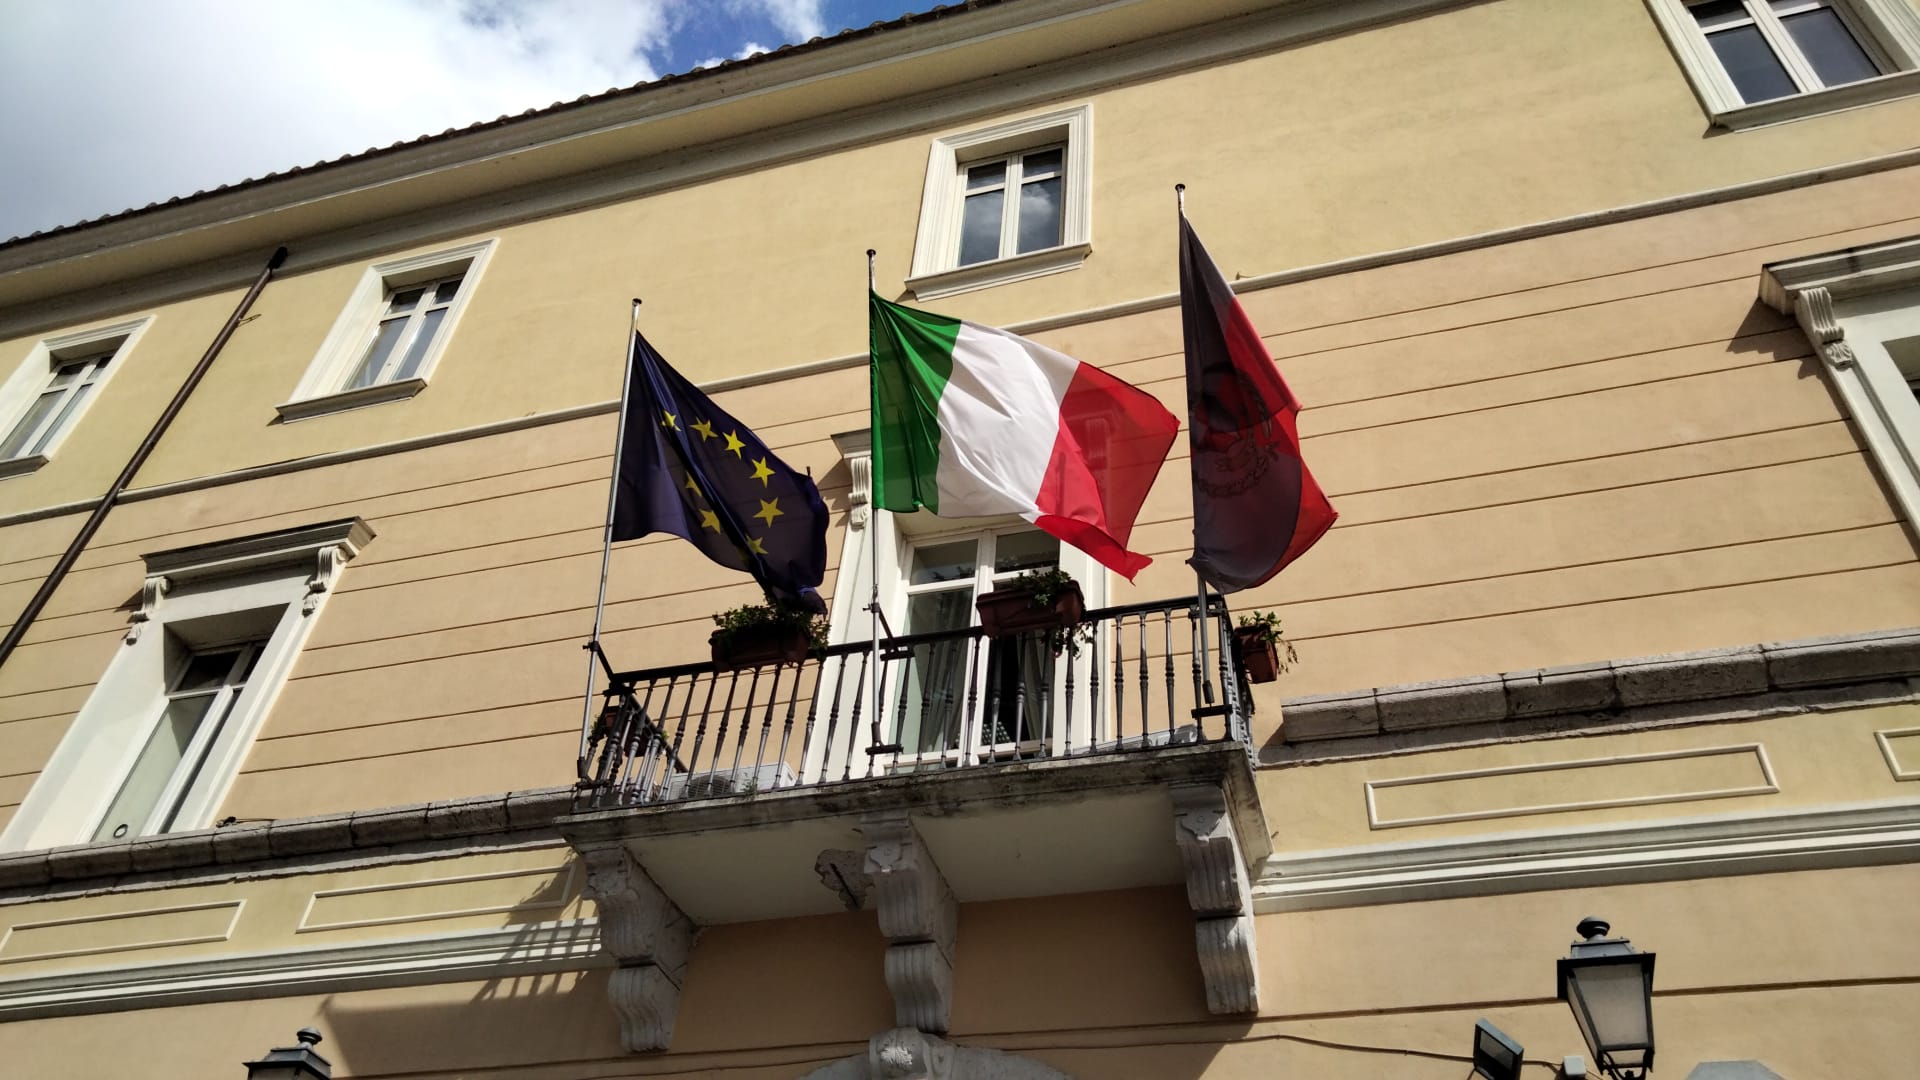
top-left (0, 245), bottom-right (289, 673)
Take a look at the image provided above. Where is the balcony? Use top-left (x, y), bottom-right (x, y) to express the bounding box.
top-left (559, 596), bottom-right (1271, 1049)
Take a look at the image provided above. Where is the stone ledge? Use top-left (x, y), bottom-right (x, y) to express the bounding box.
top-left (1277, 626), bottom-right (1920, 747)
top-left (0, 788), bottom-right (581, 900)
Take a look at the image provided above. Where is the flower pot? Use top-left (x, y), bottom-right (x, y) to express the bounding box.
top-left (1233, 626), bottom-right (1281, 684)
top-left (975, 580), bottom-right (1085, 638)
top-left (710, 622), bottom-right (812, 670)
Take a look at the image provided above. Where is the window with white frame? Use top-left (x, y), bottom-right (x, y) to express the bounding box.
top-left (1647, 0), bottom-right (1920, 125)
top-left (0, 519), bottom-right (372, 852)
top-left (907, 105), bottom-right (1092, 301)
top-left (1762, 238), bottom-right (1920, 536)
top-left (895, 527), bottom-right (1065, 759)
top-left (0, 317), bottom-right (149, 478)
top-left (278, 240), bottom-right (495, 421)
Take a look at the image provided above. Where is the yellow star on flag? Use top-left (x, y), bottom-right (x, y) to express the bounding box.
top-left (745, 535), bottom-right (768, 555)
top-left (754, 498), bottom-right (784, 526)
top-left (699, 509), bottom-right (722, 533)
top-left (682, 474), bottom-right (702, 497)
top-left (690, 418), bottom-right (715, 441)
top-left (749, 457), bottom-right (775, 486)
top-left (722, 430), bottom-right (746, 458)
top-left (661, 410), bottom-right (678, 430)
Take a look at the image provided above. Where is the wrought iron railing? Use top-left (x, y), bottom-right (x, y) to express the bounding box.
top-left (576, 595), bottom-right (1249, 807)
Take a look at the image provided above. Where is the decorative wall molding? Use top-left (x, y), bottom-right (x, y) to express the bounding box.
top-left (0, 900), bottom-right (243, 965)
top-left (1363, 744), bottom-right (1779, 830)
top-left (1877, 727), bottom-right (1920, 781)
top-left (294, 861), bottom-right (577, 934)
top-left (1255, 799), bottom-right (1920, 913)
top-left (861, 813), bottom-right (957, 1035)
top-left (0, 920), bottom-right (604, 1020)
top-left (799, 1028), bottom-right (1077, 1080)
top-left (1170, 783), bottom-right (1258, 1015)
top-left (578, 843), bottom-right (693, 1053)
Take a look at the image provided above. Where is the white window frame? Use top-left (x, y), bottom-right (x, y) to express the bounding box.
top-left (0, 316), bottom-right (151, 479)
top-left (0, 519), bottom-right (373, 852)
top-left (278, 239), bottom-right (496, 422)
top-left (809, 431), bottom-right (1108, 781)
top-left (1762, 237), bottom-right (1920, 535)
top-left (907, 105), bottom-right (1092, 302)
top-left (1645, 0), bottom-right (1920, 128)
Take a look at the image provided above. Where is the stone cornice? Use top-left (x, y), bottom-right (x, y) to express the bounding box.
top-left (1274, 627), bottom-right (1920, 755)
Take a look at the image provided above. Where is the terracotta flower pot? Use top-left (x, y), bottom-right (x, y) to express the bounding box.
top-left (975, 580), bottom-right (1085, 639)
top-left (710, 622), bottom-right (812, 670)
top-left (1232, 625), bottom-right (1281, 684)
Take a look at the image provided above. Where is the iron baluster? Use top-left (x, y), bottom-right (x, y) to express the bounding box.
top-left (751, 661), bottom-right (784, 788)
top-left (1162, 607), bottom-right (1176, 740)
top-left (728, 664), bottom-right (764, 780)
top-left (776, 658), bottom-right (808, 789)
top-left (820, 653), bottom-right (852, 785)
top-left (843, 650), bottom-right (869, 781)
top-left (683, 671), bottom-right (721, 799)
top-left (1138, 614), bottom-right (1151, 739)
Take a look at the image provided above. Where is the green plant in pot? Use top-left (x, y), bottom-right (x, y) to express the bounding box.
top-left (1232, 610), bottom-right (1297, 684)
top-left (974, 566), bottom-right (1086, 640)
top-left (709, 601), bottom-right (829, 671)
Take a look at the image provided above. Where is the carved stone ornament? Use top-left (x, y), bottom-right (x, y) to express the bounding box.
top-left (861, 813), bottom-right (958, 1033)
top-left (1792, 286), bottom-right (1857, 369)
top-left (125, 575), bottom-right (171, 644)
top-left (848, 451), bottom-right (873, 528)
top-left (1170, 783), bottom-right (1260, 1014)
top-left (796, 1031), bottom-right (1077, 1080)
top-left (303, 544), bottom-right (346, 615)
top-left (578, 843), bottom-right (695, 1052)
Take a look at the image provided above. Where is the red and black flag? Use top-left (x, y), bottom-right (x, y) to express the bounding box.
top-left (1179, 214), bottom-right (1336, 593)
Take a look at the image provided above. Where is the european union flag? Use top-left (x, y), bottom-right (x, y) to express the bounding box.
top-left (611, 332), bottom-right (828, 609)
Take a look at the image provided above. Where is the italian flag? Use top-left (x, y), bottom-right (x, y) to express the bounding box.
top-left (870, 292), bottom-right (1179, 580)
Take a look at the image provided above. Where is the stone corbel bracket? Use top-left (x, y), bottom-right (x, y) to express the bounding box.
top-left (834, 429), bottom-right (874, 529)
top-left (861, 812), bottom-right (957, 1034)
top-left (579, 843), bottom-right (695, 1052)
top-left (1171, 783), bottom-right (1260, 1014)
top-left (125, 575), bottom-right (170, 644)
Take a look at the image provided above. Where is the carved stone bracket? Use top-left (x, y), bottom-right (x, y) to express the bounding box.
top-left (1171, 783), bottom-right (1259, 1015)
top-left (125, 575), bottom-right (171, 644)
top-left (861, 812), bottom-right (957, 1034)
top-left (1791, 286), bottom-right (1857, 369)
top-left (578, 843), bottom-right (695, 1052)
top-left (798, 1029), bottom-right (1077, 1079)
top-left (834, 430), bottom-right (874, 530)
top-left (304, 544), bottom-right (347, 615)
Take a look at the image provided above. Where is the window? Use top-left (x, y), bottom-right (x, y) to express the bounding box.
top-left (896, 528), bottom-right (1063, 758)
top-left (90, 641), bottom-right (265, 842)
top-left (1762, 237), bottom-right (1920, 534)
top-left (0, 519), bottom-right (372, 852)
top-left (908, 105), bottom-right (1092, 301)
top-left (1690, 0), bottom-right (1886, 102)
top-left (1647, 0), bottom-right (1920, 126)
top-left (0, 317), bottom-right (148, 479)
top-left (278, 240), bottom-right (495, 421)
top-left (957, 148), bottom-right (1066, 268)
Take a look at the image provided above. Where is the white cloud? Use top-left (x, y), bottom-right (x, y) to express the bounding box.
top-left (0, 0), bottom-right (823, 240)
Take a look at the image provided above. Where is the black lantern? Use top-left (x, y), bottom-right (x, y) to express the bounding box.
top-left (1471, 1018), bottom-right (1525, 1080)
top-left (243, 1027), bottom-right (332, 1080)
top-left (1556, 917), bottom-right (1656, 1080)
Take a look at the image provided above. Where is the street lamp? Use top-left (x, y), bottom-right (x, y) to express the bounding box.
top-left (1556, 916), bottom-right (1656, 1079)
top-left (242, 1027), bottom-right (332, 1080)
top-left (1471, 1018), bottom-right (1525, 1080)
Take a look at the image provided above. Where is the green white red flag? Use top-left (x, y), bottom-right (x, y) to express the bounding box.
top-left (869, 292), bottom-right (1179, 580)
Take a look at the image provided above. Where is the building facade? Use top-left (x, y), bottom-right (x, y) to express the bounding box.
top-left (2, 0), bottom-right (1919, 1076)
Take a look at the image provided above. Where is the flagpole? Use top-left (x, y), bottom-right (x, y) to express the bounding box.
top-left (579, 298), bottom-right (643, 784)
top-left (865, 249), bottom-right (884, 767)
top-left (1177, 184), bottom-right (1217, 711)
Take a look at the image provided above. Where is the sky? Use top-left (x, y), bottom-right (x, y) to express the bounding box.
top-left (0, 0), bottom-right (929, 242)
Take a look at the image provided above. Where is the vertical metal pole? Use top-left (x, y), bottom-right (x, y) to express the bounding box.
top-left (866, 250), bottom-right (883, 759)
top-left (579, 300), bottom-right (644, 781)
top-left (1177, 185), bottom-right (1217, 711)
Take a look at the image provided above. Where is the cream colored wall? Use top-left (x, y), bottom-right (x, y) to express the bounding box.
top-left (7, 160), bottom-right (1920, 824)
top-left (0, 878), bottom-right (1911, 1077)
top-left (9, 0), bottom-right (1920, 514)
top-left (1260, 702), bottom-right (1920, 852)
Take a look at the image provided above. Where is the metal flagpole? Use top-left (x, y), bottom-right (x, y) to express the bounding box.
top-left (865, 250), bottom-right (884, 768)
top-left (1177, 184), bottom-right (1217, 710)
top-left (578, 299), bottom-right (644, 783)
